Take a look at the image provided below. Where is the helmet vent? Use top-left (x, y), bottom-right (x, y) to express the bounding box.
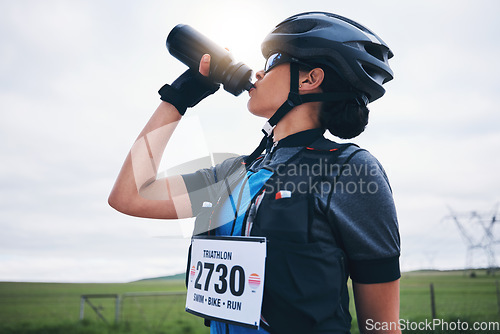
top-left (344, 41), bottom-right (361, 50)
top-left (274, 19), bottom-right (328, 34)
top-left (363, 43), bottom-right (386, 62)
top-left (361, 62), bottom-right (390, 85)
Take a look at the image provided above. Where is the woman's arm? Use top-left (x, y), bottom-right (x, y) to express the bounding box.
top-left (108, 101), bottom-right (192, 219)
top-left (108, 55), bottom-right (212, 219)
top-left (353, 279), bottom-right (401, 334)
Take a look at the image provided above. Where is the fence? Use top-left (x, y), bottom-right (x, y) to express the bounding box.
top-left (80, 291), bottom-right (193, 330)
top-left (80, 294), bottom-right (120, 324)
top-left (398, 273), bottom-right (500, 324)
top-left (427, 280), bottom-right (500, 320)
top-left (79, 274), bottom-right (500, 333)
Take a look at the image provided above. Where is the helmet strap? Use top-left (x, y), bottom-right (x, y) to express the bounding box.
top-left (245, 63), bottom-right (302, 165)
top-left (262, 62), bottom-right (302, 137)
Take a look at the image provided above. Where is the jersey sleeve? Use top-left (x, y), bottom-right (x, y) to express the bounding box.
top-left (181, 156), bottom-right (245, 216)
top-left (327, 149), bottom-right (401, 284)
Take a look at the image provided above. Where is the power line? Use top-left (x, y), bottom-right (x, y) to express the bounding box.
top-left (443, 203), bottom-right (499, 274)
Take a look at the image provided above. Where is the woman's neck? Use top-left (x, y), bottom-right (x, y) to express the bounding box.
top-left (272, 103), bottom-right (322, 142)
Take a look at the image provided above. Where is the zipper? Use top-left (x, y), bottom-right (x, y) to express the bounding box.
top-left (241, 183), bottom-right (268, 236)
top-left (239, 166), bottom-right (274, 236)
top-left (270, 140), bottom-right (278, 154)
top-left (262, 140), bottom-right (278, 164)
top-left (338, 254), bottom-right (349, 323)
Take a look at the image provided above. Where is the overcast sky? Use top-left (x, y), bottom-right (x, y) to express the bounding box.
top-left (1, 0), bottom-right (499, 283)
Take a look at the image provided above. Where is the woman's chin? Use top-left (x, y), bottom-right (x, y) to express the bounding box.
top-left (247, 102), bottom-right (271, 119)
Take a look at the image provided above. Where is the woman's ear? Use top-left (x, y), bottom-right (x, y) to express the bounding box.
top-left (299, 68), bottom-right (324, 91)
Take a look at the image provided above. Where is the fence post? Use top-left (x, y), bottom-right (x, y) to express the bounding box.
top-left (79, 296), bottom-right (85, 320)
top-left (115, 295), bottom-right (120, 324)
top-left (430, 283), bottom-right (436, 319)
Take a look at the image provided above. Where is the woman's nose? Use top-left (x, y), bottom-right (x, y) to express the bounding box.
top-left (255, 70), bottom-right (265, 81)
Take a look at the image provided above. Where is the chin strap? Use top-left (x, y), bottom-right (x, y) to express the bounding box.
top-left (244, 62), bottom-right (364, 166)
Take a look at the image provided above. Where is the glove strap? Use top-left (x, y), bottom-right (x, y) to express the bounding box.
top-left (159, 69), bottom-right (220, 115)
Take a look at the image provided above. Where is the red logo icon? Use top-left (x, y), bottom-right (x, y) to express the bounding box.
top-left (248, 273), bottom-right (261, 292)
top-left (190, 265), bottom-right (196, 281)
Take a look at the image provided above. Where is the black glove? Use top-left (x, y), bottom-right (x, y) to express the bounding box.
top-left (158, 69), bottom-right (220, 115)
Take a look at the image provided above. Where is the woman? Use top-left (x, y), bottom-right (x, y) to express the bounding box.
top-left (109, 12), bottom-right (401, 334)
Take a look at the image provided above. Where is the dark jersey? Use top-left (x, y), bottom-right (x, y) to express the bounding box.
top-left (182, 128), bottom-right (400, 333)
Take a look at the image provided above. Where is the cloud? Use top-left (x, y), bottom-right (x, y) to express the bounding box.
top-left (1, 0), bottom-right (500, 282)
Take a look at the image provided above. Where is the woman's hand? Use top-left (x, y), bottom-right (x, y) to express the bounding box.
top-left (158, 53), bottom-right (218, 115)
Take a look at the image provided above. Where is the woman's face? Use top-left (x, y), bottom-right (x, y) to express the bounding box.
top-left (247, 63), bottom-right (290, 119)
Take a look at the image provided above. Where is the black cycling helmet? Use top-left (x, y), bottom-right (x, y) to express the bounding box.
top-left (245, 12), bottom-right (394, 165)
top-left (261, 11), bottom-right (394, 103)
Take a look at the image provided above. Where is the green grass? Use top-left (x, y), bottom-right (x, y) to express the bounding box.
top-left (1, 270), bottom-right (500, 333)
top-left (0, 280), bottom-right (208, 334)
top-left (399, 270), bottom-right (500, 322)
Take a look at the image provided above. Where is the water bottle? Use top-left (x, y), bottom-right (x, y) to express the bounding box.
top-left (166, 24), bottom-right (254, 96)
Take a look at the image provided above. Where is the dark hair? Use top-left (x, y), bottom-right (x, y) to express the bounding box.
top-left (300, 64), bottom-right (370, 139)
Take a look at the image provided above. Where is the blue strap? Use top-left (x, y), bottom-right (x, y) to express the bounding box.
top-left (210, 168), bottom-right (273, 333)
top-left (214, 169), bottom-right (273, 237)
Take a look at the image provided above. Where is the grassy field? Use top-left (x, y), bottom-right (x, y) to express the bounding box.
top-left (0, 280), bottom-right (207, 334)
top-left (396, 270), bottom-right (500, 333)
top-left (0, 270), bottom-right (499, 333)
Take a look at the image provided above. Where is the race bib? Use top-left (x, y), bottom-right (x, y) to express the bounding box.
top-left (185, 236), bottom-right (267, 329)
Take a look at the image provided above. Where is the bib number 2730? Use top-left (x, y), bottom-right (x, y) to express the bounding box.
top-left (194, 261), bottom-right (245, 296)
top-left (186, 236), bottom-right (267, 329)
